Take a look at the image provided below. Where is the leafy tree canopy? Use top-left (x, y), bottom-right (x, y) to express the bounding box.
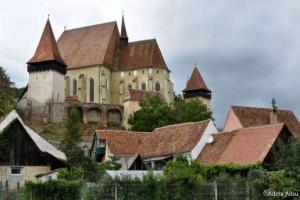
top-left (0, 67), bottom-right (16, 117)
top-left (128, 95), bottom-right (212, 131)
top-left (128, 96), bottom-right (175, 132)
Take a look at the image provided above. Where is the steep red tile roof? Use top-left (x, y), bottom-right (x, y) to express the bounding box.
top-left (139, 120), bottom-right (210, 158)
top-left (231, 106), bottom-right (300, 138)
top-left (28, 20), bottom-right (66, 65)
top-left (125, 89), bottom-right (165, 102)
top-left (57, 22), bottom-right (119, 69)
top-left (183, 67), bottom-right (210, 92)
top-left (96, 120), bottom-right (210, 158)
top-left (116, 39), bottom-right (168, 71)
top-left (198, 124), bottom-right (287, 165)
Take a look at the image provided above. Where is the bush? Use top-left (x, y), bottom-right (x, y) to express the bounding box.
top-left (25, 180), bottom-right (83, 200)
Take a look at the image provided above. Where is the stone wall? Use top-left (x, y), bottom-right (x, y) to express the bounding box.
top-left (17, 101), bottom-right (124, 128)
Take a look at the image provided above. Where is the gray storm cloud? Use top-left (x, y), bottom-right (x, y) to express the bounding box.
top-left (0, 0), bottom-right (299, 127)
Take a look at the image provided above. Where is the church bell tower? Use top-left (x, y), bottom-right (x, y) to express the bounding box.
top-left (183, 66), bottom-right (212, 109)
top-left (27, 19), bottom-right (67, 107)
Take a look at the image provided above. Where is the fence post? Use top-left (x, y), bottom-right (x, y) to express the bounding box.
top-left (17, 182), bottom-right (20, 200)
top-left (246, 180), bottom-right (250, 200)
top-left (5, 180), bottom-right (8, 200)
top-left (214, 180), bottom-right (218, 200)
top-left (114, 183), bottom-right (118, 200)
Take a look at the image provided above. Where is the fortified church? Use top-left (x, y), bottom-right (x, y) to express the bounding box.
top-left (17, 15), bottom-right (212, 129)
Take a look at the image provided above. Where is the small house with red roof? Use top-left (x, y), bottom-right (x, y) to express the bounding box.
top-left (90, 119), bottom-right (218, 170)
top-left (197, 124), bottom-right (294, 169)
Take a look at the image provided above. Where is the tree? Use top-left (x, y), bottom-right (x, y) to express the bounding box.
top-left (176, 99), bottom-right (212, 123)
top-left (64, 107), bottom-right (82, 150)
top-left (0, 67), bottom-right (16, 117)
top-left (128, 95), bottom-right (212, 132)
top-left (128, 96), bottom-right (175, 131)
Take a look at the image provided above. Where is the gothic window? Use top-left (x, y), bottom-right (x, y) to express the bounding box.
top-left (90, 78), bottom-right (94, 102)
top-left (72, 79), bottom-right (77, 95)
top-left (155, 82), bottom-right (161, 92)
top-left (141, 82), bottom-right (146, 91)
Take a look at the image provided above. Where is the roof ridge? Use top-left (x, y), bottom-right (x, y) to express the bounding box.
top-left (97, 129), bottom-right (151, 134)
top-left (237, 123), bottom-right (285, 130)
top-left (231, 105), bottom-right (293, 112)
top-left (153, 119), bottom-right (210, 132)
top-left (63, 21), bottom-right (117, 32)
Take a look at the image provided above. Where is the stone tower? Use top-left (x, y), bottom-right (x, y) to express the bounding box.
top-left (27, 19), bottom-right (66, 107)
top-left (182, 66), bottom-right (211, 109)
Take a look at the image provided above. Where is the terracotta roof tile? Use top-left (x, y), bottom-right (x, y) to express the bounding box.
top-left (183, 67), bottom-right (210, 92)
top-left (96, 120), bottom-right (210, 159)
top-left (231, 106), bottom-right (300, 138)
top-left (57, 22), bottom-right (118, 69)
top-left (125, 89), bottom-right (165, 102)
top-left (139, 120), bottom-right (210, 158)
top-left (28, 20), bottom-right (66, 65)
top-left (198, 124), bottom-right (286, 165)
top-left (96, 130), bottom-right (149, 155)
top-left (116, 39), bottom-right (168, 71)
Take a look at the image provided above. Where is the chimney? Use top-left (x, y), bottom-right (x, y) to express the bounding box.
top-left (269, 110), bottom-right (278, 124)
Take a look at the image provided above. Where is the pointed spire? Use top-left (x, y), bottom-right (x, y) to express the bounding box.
top-left (120, 12), bottom-right (128, 49)
top-left (27, 19), bottom-right (66, 66)
top-left (183, 65), bottom-right (210, 92)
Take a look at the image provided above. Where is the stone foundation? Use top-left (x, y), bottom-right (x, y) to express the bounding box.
top-left (17, 101), bottom-right (124, 128)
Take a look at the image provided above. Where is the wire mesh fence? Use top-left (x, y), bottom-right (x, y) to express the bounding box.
top-left (0, 181), bottom-right (25, 200)
top-left (82, 181), bottom-right (250, 200)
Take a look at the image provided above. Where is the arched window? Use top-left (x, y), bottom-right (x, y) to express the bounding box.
top-left (72, 79), bottom-right (77, 95)
top-left (141, 82), bottom-right (146, 91)
top-left (128, 84), bottom-right (132, 89)
top-left (89, 78), bottom-right (94, 102)
top-left (155, 82), bottom-right (161, 92)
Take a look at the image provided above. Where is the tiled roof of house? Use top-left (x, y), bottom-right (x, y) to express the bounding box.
top-left (96, 120), bottom-right (210, 159)
top-left (231, 106), bottom-right (300, 138)
top-left (198, 124), bottom-right (286, 165)
top-left (57, 22), bottom-right (119, 69)
top-left (139, 120), bottom-right (210, 158)
top-left (183, 67), bottom-right (210, 92)
top-left (116, 39), bottom-right (168, 71)
top-left (96, 130), bottom-right (149, 155)
top-left (28, 20), bottom-right (66, 65)
top-left (125, 89), bottom-right (165, 102)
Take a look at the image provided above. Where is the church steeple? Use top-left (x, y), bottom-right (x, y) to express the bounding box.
top-left (27, 19), bottom-right (66, 75)
top-left (120, 13), bottom-right (128, 49)
top-left (183, 66), bottom-right (212, 108)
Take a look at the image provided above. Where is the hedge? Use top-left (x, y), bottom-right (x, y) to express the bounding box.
top-left (25, 180), bottom-right (83, 200)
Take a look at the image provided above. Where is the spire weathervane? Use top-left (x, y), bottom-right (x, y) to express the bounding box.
top-left (47, 14), bottom-right (50, 20)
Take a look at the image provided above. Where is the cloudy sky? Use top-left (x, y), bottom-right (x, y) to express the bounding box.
top-left (0, 0), bottom-right (299, 127)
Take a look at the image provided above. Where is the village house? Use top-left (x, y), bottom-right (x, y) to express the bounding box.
top-left (0, 110), bottom-right (66, 188)
top-left (197, 123), bottom-right (294, 169)
top-left (90, 119), bottom-right (218, 170)
top-left (223, 105), bottom-right (300, 138)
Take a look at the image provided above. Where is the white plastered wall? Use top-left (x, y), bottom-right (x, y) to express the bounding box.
top-left (28, 71), bottom-right (64, 106)
top-left (190, 120), bottom-right (218, 160)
